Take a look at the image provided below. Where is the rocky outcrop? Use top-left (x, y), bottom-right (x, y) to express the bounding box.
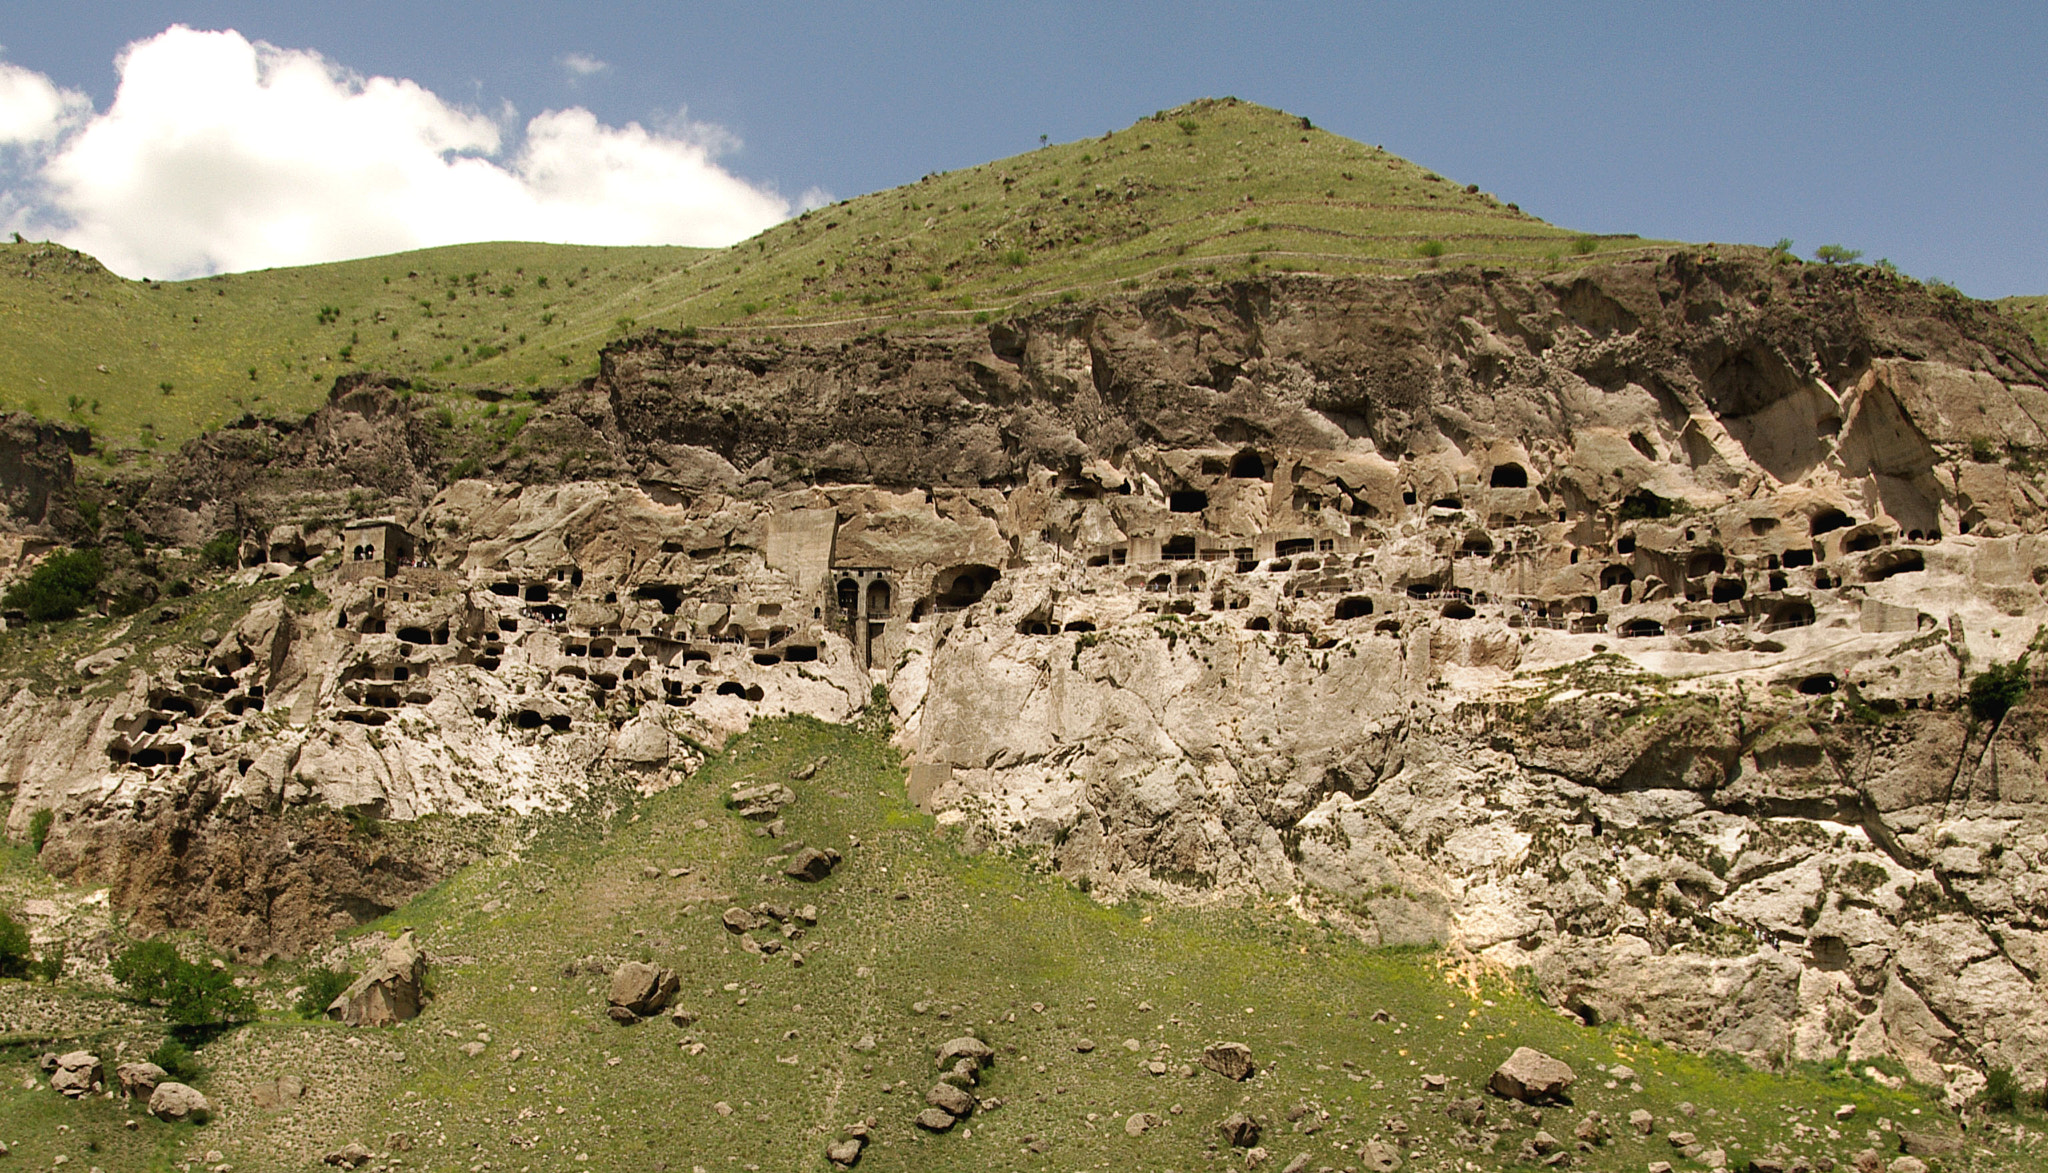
top-left (3, 256), bottom-right (2047, 1090)
top-left (327, 930), bottom-right (429, 1026)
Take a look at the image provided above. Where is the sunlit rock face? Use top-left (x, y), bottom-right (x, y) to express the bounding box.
top-left (5, 256), bottom-right (2048, 1092)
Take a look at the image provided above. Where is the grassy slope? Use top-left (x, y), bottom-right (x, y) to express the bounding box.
top-left (0, 98), bottom-right (1671, 459)
top-left (2002, 295), bottom-right (2048, 351)
top-left (6, 715), bottom-right (2024, 1172)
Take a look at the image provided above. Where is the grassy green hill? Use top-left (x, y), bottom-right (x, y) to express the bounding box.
top-left (0, 98), bottom-right (1676, 460)
top-left (4, 714), bottom-right (2009, 1173)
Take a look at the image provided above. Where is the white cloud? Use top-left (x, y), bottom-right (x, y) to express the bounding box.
top-left (6, 26), bottom-right (791, 277)
top-left (0, 59), bottom-right (89, 145)
top-left (560, 52), bottom-right (609, 78)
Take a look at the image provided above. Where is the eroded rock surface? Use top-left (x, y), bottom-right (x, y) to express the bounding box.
top-left (3, 258), bottom-right (2047, 1087)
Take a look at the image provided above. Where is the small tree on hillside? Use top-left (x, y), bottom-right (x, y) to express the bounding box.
top-left (1813, 244), bottom-right (1863, 265)
top-left (1, 549), bottom-right (102, 622)
top-left (110, 940), bottom-right (254, 1028)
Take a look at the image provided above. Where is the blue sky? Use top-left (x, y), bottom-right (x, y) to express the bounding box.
top-left (0, 2), bottom-right (2041, 295)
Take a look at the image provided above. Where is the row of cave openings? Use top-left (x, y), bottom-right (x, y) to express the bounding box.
top-left (107, 645), bottom-right (267, 770)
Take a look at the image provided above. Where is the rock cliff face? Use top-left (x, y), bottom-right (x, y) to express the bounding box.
top-left (5, 255), bottom-right (2048, 1094)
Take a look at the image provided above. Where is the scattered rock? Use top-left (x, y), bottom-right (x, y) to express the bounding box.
top-left (1488, 1047), bottom-right (1574, 1103)
top-left (926, 1082), bottom-right (975, 1118)
top-left (1201, 1041), bottom-right (1256, 1081)
top-left (722, 906), bottom-right (763, 933)
top-left (1629, 1108), bottom-right (1655, 1135)
top-left (1897, 1131), bottom-right (1962, 1159)
top-left (327, 930), bottom-right (430, 1027)
top-left (1445, 1097), bottom-right (1486, 1127)
top-left (783, 846), bottom-right (841, 881)
top-left (49, 1052), bottom-right (102, 1098)
top-left (322, 1143), bottom-right (373, 1168)
top-left (728, 781), bottom-right (796, 819)
top-left (825, 1135), bottom-right (864, 1167)
top-left (936, 1036), bottom-right (995, 1067)
top-left (914, 1107), bottom-right (957, 1131)
top-left (1358, 1138), bottom-right (1404, 1172)
top-left (1074, 1037), bottom-right (1096, 1053)
top-left (1125, 1111), bottom-right (1162, 1136)
top-left (1886, 1159), bottom-right (1928, 1173)
top-left (607, 961), bottom-right (680, 1021)
top-left (115, 1061), bottom-right (166, 1100)
top-left (1217, 1110), bottom-right (1261, 1148)
top-left (148, 1081), bottom-right (211, 1123)
top-left (1420, 1072), bottom-right (1447, 1091)
top-left (792, 755), bottom-right (831, 780)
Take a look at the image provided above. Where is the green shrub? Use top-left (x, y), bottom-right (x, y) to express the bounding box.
top-left (30, 940), bottom-right (62, 982)
top-left (0, 911), bottom-right (30, 979)
top-left (29, 808), bottom-right (53, 853)
top-left (999, 248), bottom-right (1029, 269)
top-left (294, 965), bottom-right (353, 1019)
top-left (198, 531), bottom-right (240, 570)
top-left (2, 548), bottom-right (103, 622)
top-left (1572, 235), bottom-right (1598, 255)
top-left (1814, 244), bottom-right (1863, 265)
top-left (1969, 659), bottom-right (2030, 724)
top-left (1414, 240), bottom-right (1446, 259)
top-left (1984, 1066), bottom-right (2020, 1113)
top-left (110, 940), bottom-right (254, 1027)
top-left (148, 1037), bottom-right (204, 1083)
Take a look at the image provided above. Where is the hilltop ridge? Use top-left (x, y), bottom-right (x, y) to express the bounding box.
top-left (0, 99), bottom-right (1663, 457)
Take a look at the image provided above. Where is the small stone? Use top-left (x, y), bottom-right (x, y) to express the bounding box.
top-left (1124, 1111), bottom-right (1162, 1136)
top-left (915, 1107), bottom-right (957, 1132)
top-left (1629, 1108), bottom-right (1655, 1135)
top-left (1420, 1073), bottom-right (1447, 1092)
top-left (1074, 1038), bottom-right (1095, 1053)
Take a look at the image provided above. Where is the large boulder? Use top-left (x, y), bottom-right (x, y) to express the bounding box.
top-left (327, 930), bottom-right (430, 1027)
top-left (49, 1051), bottom-right (102, 1098)
top-left (1488, 1047), bottom-right (1576, 1103)
top-left (607, 961), bottom-right (679, 1021)
top-left (116, 1060), bottom-right (168, 1099)
top-left (926, 1081), bottom-right (975, 1118)
top-left (1201, 1041), bottom-right (1256, 1081)
top-left (148, 1081), bottom-right (212, 1123)
top-left (783, 846), bottom-right (840, 882)
top-left (1217, 1110), bottom-right (1262, 1147)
